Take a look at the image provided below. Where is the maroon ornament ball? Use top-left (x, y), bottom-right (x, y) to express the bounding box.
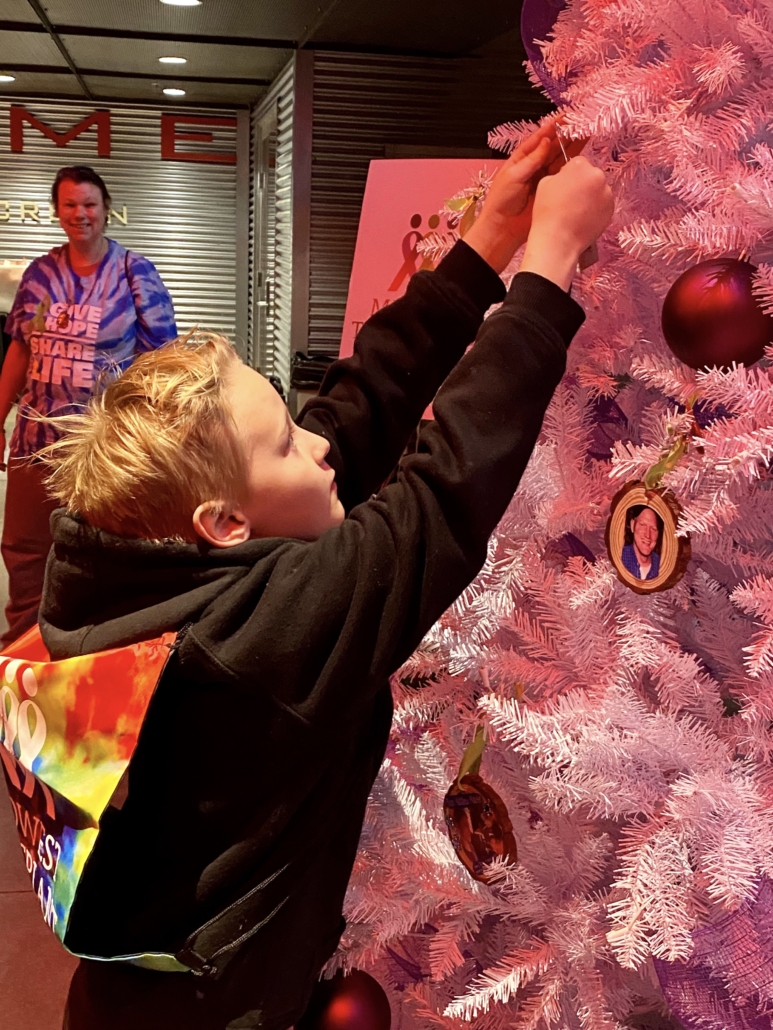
top-left (661, 258), bottom-right (773, 369)
top-left (297, 970), bottom-right (391, 1030)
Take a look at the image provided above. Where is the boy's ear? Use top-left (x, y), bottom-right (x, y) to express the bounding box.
top-left (193, 501), bottom-right (251, 548)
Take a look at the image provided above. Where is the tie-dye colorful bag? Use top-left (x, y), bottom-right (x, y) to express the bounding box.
top-left (0, 624), bottom-right (190, 971)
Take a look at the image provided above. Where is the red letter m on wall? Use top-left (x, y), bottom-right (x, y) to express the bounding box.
top-left (10, 107), bottom-right (111, 157)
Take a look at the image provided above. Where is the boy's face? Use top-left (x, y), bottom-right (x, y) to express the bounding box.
top-left (225, 362), bottom-right (345, 541)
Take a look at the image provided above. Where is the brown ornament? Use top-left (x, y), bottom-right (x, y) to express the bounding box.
top-left (605, 481), bottom-right (691, 594)
top-left (444, 772), bottom-right (518, 882)
top-left (661, 258), bottom-right (773, 370)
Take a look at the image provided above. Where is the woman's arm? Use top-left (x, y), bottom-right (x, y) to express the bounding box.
top-left (0, 339), bottom-right (30, 470)
top-left (126, 253), bottom-right (178, 352)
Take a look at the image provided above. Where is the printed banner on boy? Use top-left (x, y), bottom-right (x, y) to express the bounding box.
top-left (0, 626), bottom-right (173, 957)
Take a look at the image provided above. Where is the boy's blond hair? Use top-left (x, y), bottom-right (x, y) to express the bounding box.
top-left (41, 332), bottom-right (247, 542)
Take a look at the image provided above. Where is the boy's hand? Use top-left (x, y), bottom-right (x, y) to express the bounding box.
top-left (463, 120), bottom-right (569, 275)
top-left (521, 156), bottom-right (614, 292)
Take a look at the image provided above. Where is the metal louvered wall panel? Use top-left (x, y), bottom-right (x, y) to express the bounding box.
top-left (273, 75), bottom-right (295, 391)
top-left (250, 57), bottom-right (295, 389)
top-left (0, 97), bottom-right (244, 338)
top-left (263, 131), bottom-right (278, 365)
top-left (247, 108), bottom-right (278, 371)
top-left (308, 49), bottom-right (552, 359)
top-left (247, 104), bottom-right (258, 367)
top-left (248, 102), bottom-right (278, 372)
top-left (309, 52), bottom-right (455, 359)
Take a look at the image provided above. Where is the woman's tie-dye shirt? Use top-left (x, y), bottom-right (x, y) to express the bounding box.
top-left (4, 239), bottom-right (177, 457)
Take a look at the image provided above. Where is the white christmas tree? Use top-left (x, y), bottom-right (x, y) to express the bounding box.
top-left (330, 1), bottom-right (773, 1028)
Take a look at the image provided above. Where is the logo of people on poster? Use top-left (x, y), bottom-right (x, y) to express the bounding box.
top-left (339, 159), bottom-right (503, 360)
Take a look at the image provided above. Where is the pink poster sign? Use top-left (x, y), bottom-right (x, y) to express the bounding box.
top-left (339, 158), bottom-right (503, 359)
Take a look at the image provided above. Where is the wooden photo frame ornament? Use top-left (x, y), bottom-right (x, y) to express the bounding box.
top-left (443, 726), bottom-right (518, 883)
top-left (605, 481), bottom-right (691, 595)
top-left (443, 774), bottom-right (518, 883)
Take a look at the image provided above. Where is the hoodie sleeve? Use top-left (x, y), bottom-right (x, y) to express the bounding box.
top-left (183, 271), bottom-right (585, 726)
top-left (297, 240), bottom-right (506, 513)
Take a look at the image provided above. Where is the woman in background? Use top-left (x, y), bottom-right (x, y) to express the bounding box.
top-left (0, 165), bottom-right (177, 644)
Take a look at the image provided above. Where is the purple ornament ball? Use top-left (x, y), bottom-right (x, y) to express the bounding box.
top-left (297, 970), bottom-right (391, 1030)
top-left (661, 258), bottom-right (773, 369)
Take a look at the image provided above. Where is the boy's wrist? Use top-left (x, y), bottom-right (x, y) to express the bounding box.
top-left (437, 240), bottom-right (507, 313)
top-left (462, 217), bottom-right (524, 276)
top-left (520, 229), bottom-right (585, 292)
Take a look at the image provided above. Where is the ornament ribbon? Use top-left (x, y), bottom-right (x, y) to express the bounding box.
top-left (457, 724), bottom-right (487, 785)
top-left (644, 396), bottom-right (704, 490)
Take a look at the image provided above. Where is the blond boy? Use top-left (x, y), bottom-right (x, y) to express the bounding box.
top-left (43, 127), bottom-right (612, 1030)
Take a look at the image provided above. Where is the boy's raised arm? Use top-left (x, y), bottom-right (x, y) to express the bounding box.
top-left (189, 158), bottom-right (613, 723)
top-left (299, 121), bottom-right (566, 513)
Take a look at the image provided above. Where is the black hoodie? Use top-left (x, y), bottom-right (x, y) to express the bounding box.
top-left (40, 241), bottom-right (584, 1028)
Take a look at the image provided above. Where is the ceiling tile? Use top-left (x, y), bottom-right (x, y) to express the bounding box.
top-left (0, 0), bottom-right (39, 21)
top-left (62, 35), bottom-right (291, 80)
top-left (82, 74), bottom-right (266, 105)
top-left (0, 29), bottom-right (68, 68)
top-left (0, 76), bottom-right (84, 97)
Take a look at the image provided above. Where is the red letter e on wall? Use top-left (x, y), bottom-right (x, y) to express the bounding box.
top-left (160, 114), bottom-right (237, 164)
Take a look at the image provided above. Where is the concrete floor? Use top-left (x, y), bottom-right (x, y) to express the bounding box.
top-left (0, 409), bottom-right (81, 1030)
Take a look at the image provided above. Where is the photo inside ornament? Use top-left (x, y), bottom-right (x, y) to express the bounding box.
top-left (443, 773), bottom-right (518, 882)
top-left (605, 482), bottom-right (690, 594)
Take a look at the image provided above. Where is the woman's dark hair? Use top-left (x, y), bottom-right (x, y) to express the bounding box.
top-left (624, 504), bottom-right (664, 552)
top-left (52, 166), bottom-right (111, 209)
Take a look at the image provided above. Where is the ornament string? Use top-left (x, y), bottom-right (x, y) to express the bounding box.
top-left (456, 671), bottom-right (525, 787)
top-left (456, 724), bottom-right (487, 786)
top-left (643, 396), bottom-right (704, 490)
top-left (556, 131), bottom-right (598, 271)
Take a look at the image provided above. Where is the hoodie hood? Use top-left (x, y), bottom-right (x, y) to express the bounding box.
top-left (39, 509), bottom-right (288, 660)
